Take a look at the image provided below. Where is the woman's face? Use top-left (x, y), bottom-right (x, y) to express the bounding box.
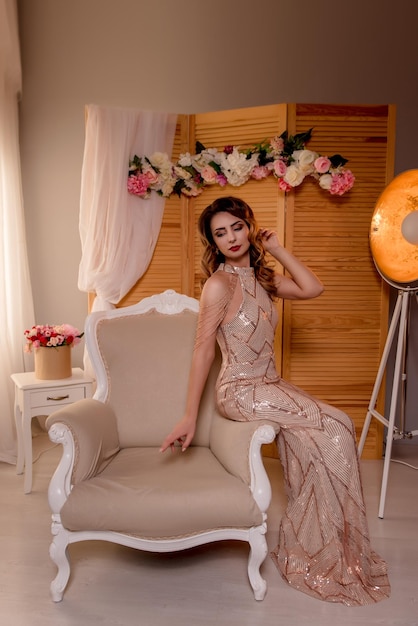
top-left (210, 211), bottom-right (251, 266)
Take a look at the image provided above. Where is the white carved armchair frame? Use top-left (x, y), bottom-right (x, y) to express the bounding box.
top-left (47, 290), bottom-right (276, 602)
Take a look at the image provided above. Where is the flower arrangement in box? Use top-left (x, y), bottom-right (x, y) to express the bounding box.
top-left (127, 128), bottom-right (355, 201)
top-left (24, 324), bottom-right (84, 353)
top-left (24, 324), bottom-right (84, 380)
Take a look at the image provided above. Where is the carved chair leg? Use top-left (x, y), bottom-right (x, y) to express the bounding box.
top-left (49, 519), bottom-right (71, 602)
top-left (247, 524), bottom-right (268, 601)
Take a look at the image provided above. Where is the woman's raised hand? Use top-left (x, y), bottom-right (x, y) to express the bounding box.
top-left (258, 228), bottom-right (282, 256)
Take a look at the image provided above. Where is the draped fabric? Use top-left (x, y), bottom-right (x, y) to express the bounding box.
top-left (78, 105), bottom-right (177, 312)
top-left (0, 0), bottom-right (35, 463)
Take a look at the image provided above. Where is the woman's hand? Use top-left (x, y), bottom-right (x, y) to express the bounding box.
top-left (159, 416), bottom-right (196, 453)
top-left (258, 228), bottom-right (282, 256)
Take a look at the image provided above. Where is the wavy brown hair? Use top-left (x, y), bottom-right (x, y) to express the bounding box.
top-left (197, 196), bottom-right (278, 300)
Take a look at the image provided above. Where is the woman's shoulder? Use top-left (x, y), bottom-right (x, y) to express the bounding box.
top-left (201, 269), bottom-right (237, 304)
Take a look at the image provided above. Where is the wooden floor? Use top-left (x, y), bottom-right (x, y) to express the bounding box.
top-left (1, 425), bottom-right (418, 626)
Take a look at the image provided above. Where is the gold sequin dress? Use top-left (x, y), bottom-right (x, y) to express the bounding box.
top-left (200, 263), bottom-right (390, 605)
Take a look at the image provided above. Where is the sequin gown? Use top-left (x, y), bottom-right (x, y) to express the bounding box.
top-left (202, 263), bottom-right (390, 606)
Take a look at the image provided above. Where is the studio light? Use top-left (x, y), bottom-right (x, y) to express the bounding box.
top-left (358, 169), bottom-right (418, 518)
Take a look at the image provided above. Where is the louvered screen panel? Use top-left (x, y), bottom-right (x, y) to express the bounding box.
top-left (282, 104), bottom-right (395, 458)
top-left (117, 116), bottom-right (188, 307)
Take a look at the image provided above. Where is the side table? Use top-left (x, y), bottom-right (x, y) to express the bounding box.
top-left (11, 367), bottom-right (94, 494)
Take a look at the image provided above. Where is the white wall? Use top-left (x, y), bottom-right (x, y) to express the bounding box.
top-left (17, 0), bottom-right (418, 431)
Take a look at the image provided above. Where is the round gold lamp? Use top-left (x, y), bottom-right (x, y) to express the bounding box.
top-left (370, 169), bottom-right (418, 286)
top-left (358, 169), bottom-right (418, 518)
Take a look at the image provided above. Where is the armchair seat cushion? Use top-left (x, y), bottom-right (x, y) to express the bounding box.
top-left (60, 447), bottom-right (263, 537)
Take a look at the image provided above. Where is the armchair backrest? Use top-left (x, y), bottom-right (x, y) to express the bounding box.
top-left (86, 291), bottom-right (220, 448)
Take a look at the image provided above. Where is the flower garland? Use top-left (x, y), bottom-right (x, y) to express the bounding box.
top-left (127, 128), bottom-right (355, 200)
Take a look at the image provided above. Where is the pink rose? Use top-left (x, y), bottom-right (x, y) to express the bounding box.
top-left (273, 159), bottom-right (287, 177)
top-left (314, 156), bottom-right (331, 174)
top-left (200, 165), bottom-right (218, 184)
top-left (144, 169), bottom-right (159, 185)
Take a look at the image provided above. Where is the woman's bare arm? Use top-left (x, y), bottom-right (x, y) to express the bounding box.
top-left (260, 228), bottom-right (324, 300)
top-left (159, 275), bottom-right (230, 452)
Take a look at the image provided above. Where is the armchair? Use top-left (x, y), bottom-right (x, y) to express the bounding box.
top-left (46, 290), bottom-right (276, 602)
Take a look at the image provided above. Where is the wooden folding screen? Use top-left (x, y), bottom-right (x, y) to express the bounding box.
top-left (116, 103), bottom-right (395, 459)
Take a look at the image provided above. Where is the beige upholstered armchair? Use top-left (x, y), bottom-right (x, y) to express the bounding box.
top-left (46, 290), bottom-right (276, 602)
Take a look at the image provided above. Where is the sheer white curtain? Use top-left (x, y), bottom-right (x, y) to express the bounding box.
top-left (78, 105), bottom-right (177, 311)
top-left (0, 0), bottom-right (35, 463)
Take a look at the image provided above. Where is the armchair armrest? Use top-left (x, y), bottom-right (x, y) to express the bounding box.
top-left (46, 399), bottom-right (120, 489)
top-left (209, 414), bottom-right (277, 512)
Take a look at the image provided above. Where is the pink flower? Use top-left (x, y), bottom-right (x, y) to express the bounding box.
top-left (216, 173), bottom-right (228, 187)
top-left (127, 174), bottom-right (149, 197)
top-left (278, 178), bottom-right (292, 192)
top-left (200, 165), bottom-right (218, 184)
top-left (329, 170), bottom-right (355, 196)
top-left (251, 165), bottom-right (270, 180)
top-left (270, 136), bottom-right (284, 154)
top-left (144, 169), bottom-right (159, 185)
top-left (273, 159), bottom-right (287, 178)
top-left (314, 156), bottom-right (331, 174)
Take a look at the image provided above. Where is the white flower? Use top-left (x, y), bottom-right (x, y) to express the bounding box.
top-left (178, 152), bottom-right (193, 167)
top-left (318, 173), bottom-right (333, 191)
top-left (173, 165), bottom-right (192, 181)
top-left (292, 149), bottom-right (317, 174)
top-left (186, 150), bottom-right (213, 172)
top-left (284, 164), bottom-right (306, 187)
top-left (159, 179), bottom-right (176, 197)
top-left (218, 148), bottom-right (260, 186)
top-left (200, 148), bottom-right (219, 163)
top-left (149, 152), bottom-right (173, 177)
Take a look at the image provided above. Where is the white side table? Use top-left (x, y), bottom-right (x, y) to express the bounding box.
top-left (11, 367), bottom-right (94, 493)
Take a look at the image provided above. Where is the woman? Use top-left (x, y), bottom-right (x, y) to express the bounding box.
top-left (160, 196), bottom-right (390, 605)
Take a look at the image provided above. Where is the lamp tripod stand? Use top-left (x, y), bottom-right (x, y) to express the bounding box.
top-left (358, 285), bottom-right (418, 518)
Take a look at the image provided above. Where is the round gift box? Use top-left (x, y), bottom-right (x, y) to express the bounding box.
top-left (34, 345), bottom-right (72, 380)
